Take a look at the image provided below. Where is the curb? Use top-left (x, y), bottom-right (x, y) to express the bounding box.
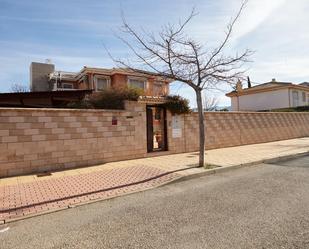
top-left (263, 151), bottom-right (309, 164)
top-left (168, 151), bottom-right (309, 184)
top-left (1, 151), bottom-right (308, 225)
top-left (2, 207), bottom-right (69, 224)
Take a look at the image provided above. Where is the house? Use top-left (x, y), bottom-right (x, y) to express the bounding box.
top-left (0, 62), bottom-right (172, 108)
top-left (226, 79), bottom-right (309, 111)
top-left (0, 90), bottom-right (92, 108)
top-left (30, 62), bottom-right (171, 96)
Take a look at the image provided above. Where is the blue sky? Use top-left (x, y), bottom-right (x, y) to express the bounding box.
top-left (0, 0), bottom-right (308, 107)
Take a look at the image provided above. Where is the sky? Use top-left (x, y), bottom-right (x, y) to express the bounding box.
top-left (0, 0), bottom-right (308, 107)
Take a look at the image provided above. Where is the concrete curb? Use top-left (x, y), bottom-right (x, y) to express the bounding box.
top-left (170, 151), bottom-right (309, 184)
top-left (1, 151), bottom-right (308, 225)
top-left (2, 207), bottom-right (69, 224)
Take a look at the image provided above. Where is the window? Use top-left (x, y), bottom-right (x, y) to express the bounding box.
top-left (153, 82), bottom-right (164, 96)
top-left (302, 92), bottom-right (306, 102)
top-left (128, 78), bottom-right (146, 90)
top-left (95, 77), bottom-right (110, 91)
top-left (62, 83), bottom-right (73, 89)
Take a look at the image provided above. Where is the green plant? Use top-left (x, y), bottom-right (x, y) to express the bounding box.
top-left (204, 164), bottom-right (217, 169)
top-left (67, 99), bottom-right (93, 109)
top-left (259, 105), bottom-right (309, 112)
top-left (219, 108), bottom-right (229, 112)
top-left (89, 90), bottom-right (125, 109)
top-left (163, 95), bottom-right (191, 115)
top-left (67, 87), bottom-right (143, 110)
top-left (124, 86), bottom-right (144, 100)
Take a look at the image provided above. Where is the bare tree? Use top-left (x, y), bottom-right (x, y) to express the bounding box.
top-left (203, 95), bottom-right (219, 111)
top-left (110, 1), bottom-right (252, 167)
top-left (10, 83), bottom-right (29, 93)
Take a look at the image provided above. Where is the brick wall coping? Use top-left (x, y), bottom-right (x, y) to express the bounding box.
top-left (0, 107), bottom-right (308, 115)
top-left (188, 111), bottom-right (309, 115)
top-left (0, 107), bottom-right (129, 113)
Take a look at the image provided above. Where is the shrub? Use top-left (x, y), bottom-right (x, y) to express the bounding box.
top-left (163, 95), bottom-right (191, 115)
top-left (67, 87), bottom-right (143, 110)
top-left (219, 108), bottom-right (229, 112)
top-left (123, 87), bottom-right (144, 101)
top-left (67, 99), bottom-right (93, 109)
top-left (88, 90), bottom-right (125, 109)
top-left (259, 105), bottom-right (309, 112)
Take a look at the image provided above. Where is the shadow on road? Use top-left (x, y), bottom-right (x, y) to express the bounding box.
top-left (268, 155), bottom-right (309, 168)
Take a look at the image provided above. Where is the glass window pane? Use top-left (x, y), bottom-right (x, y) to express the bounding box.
top-left (153, 82), bottom-right (163, 96)
top-left (129, 79), bottom-right (145, 89)
top-left (62, 83), bottom-right (73, 89)
top-left (97, 78), bottom-right (108, 91)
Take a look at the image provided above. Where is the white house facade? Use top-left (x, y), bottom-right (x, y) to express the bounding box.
top-left (226, 79), bottom-right (309, 111)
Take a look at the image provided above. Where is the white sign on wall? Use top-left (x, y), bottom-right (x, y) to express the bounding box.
top-left (172, 115), bottom-right (182, 138)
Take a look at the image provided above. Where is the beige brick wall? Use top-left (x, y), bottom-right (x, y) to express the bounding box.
top-left (0, 102), bottom-right (147, 177)
top-left (0, 102), bottom-right (308, 177)
top-left (171, 112), bottom-right (309, 152)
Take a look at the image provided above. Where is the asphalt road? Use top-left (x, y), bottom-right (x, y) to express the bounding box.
top-left (1, 156), bottom-right (309, 249)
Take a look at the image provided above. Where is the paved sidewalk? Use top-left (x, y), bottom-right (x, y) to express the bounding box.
top-left (0, 137), bottom-right (308, 222)
top-left (0, 166), bottom-right (180, 221)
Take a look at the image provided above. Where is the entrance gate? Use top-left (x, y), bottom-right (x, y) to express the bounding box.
top-left (146, 106), bottom-right (168, 152)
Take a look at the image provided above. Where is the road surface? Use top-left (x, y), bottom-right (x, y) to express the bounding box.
top-left (1, 156), bottom-right (309, 248)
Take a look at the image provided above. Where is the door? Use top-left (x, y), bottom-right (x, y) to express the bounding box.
top-left (146, 106), bottom-right (167, 152)
top-left (292, 91), bottom-right (299, 107)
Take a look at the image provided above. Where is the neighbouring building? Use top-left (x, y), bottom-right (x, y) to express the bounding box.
top-left (226, 79), bottom-right (309, 111)
top-left (0, 62), bottom-right (173, 108)
top-left (30, 62), bottom-right (171, 96)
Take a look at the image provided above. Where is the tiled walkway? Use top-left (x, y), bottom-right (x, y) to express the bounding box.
top-left (0, 137), bottom-right (308, 222)
top-left (0, 166), bottom-right (181, 221)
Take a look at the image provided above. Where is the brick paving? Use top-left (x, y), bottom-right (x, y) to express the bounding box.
top-left (0, 165), bottom-right (181, 221)
top-left (0, 137), bottom-right (308, 222)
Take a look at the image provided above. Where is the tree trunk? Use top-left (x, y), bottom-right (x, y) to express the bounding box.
top-left (195, 89), bottom-right (205, 167)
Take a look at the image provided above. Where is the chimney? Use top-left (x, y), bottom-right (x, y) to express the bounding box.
top-left (30, 62), bottom-right (55, 92)
top-left (271, 78), bottom-right (276, 82)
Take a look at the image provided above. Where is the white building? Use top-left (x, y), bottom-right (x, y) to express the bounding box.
top-left (226, 79), bottom-right (309, 111)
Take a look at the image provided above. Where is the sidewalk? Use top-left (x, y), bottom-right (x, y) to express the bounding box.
top-left (1, 137), bottom-right (309, 223)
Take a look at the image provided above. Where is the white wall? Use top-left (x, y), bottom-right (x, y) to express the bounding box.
top-left (231, 97), bottom-right (239, 111)
top-left (289, 89), bottom-right (309, 107)
top-left (231, 89), bottom-right (290, 111)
